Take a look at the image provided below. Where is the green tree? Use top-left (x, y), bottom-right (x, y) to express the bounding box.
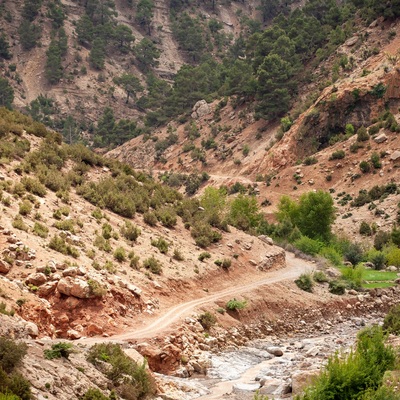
top-left (172, 13), bottom-right (205, 63)
top-left (76, 14), bottom-right (94, 45)
top-left (47, 1), bottom-right (66, 28)
top-left (277, 191), bottom-right (335, 241)
top-left (113, 73), bottom-right (143, 104)
top-left (0, 34), bottom-right (12, 60)
top-left (229, 194), bottom-right (262, 232)
top-left (112, 24), bottom-right (135, 53)
top-left (45, 38), bottom-right (63, 84)
top-left (95, 107), bottom-right (115, 146)
top-left (136, 0), bottom-right (154, 35)
top-left (18, 20), bottom-right (41, 50)
top-left (89, 37), bottom-right (106, 69)
top-left (135, 38), bottom-right (160, 71)
top-left (0, 78), bottom-right (14, 109)
top-left (255, 53), bottom-right (294, 120)
top-left (22, 0), bottom-right (42, 21)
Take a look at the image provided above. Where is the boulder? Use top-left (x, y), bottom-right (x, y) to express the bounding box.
top-left (25, 321), bottom-right (39, 338)
top-left (25, 273), bottom-right (47, 286)
top-left (390, 150), bottom-right (400, 161)
top-left (374, 133), bottom-right (387, 143)
top-left (326, 267), bottom-right (341, 278)
top-left (67, 329), bottom-right (81, 340)
top-left (291, 370), bottom-right (320, 395)
top-left (62, 267), bottom-right (78, 277)
top-left (86, 323), bottom-right (104, 336)
top-left (266, 346), bottom-right (283, 357)
top-left (38, 281), bottom-right (58, 297)
top-left (191, 100), bottom-right (211, 119)
top-left (0, 259), bottom-right (12, 274)
top-left (127, 283), bottom-right (142, 296)
top-left (387, 266), bottom-right (398, 272)
top-left (345, 36), bottom-right (358, 46)
top-left (258, 235), bottom-right (274, 246)
top-left (57, 277), bottom-right (91, 299)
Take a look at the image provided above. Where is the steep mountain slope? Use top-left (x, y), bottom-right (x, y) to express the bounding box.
top-left (107, 16), bottom-right (400, 244)
top-left (0, 0), bottom-right (260, 139)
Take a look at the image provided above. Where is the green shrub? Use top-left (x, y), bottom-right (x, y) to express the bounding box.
top-left (374, 230), bottom-right (391, 251)
top-left (156, 207), bottom-right (177, 228)
top-left (143, 256), bottom-right (162, 274)
top-left (44, 342), bottom-right (73, 360)
top-left (320, 246), bottom-right (342, 265)
top-left (295, 273), bottom-right (314, 292)
top-left (343, 242), bottom-right (363, 265)
top-left (81, 388), bottom-right (109, 400)
top-left (360, 221), bottom-right (372, 236)
top-left (128, 251), bottom-right (140, 269)
top-left (226, 298), bottom-right (247, 311)
top-left (91, 208), bottom-right (103, 221)
top-left (215, 258), bottom-right (231, 269)
top-left (33, 222), bottom-right (49, 238)
top-left (94, 236), bottom-right (112, 252)
top-left (341, 264), bottom-right (364, 289)
top-left (143, 211), bottom-right (158, 226)
top-left (20, 177), bottom-right (46, 197)
top-left (198, 252), bottom-right (211, 261)
top-left (48, 234), bottom-right (79, 258)
top-left (151, 237), bottom-right (169, 254)
top-left (303, 156), bottom-right (318, 165)
top-left (88, 279), bottom-right (107, 297)
top-left (0, 338), bottom-right (27, 373)
top-left (329, 150), bottom-right (345, 160)
top-left (120, 221), bottom-right (141, 242)
top-left (173, 248), bottom-right (184, 261)
top-left (198, 311), bottom-right (217, 330)
top-left (370, 152), bottom-right (381, 169)
top-left (18, 200), bottom-right (32, 216)
top-left (313, 271), bottom-right (328, 283)
top-left (87, 343), bottom-right (156, 398)
top-left (383, 304), bottom-right (400, 335)
top-left (384, 245), bottom-right (400, 267)
top-left (356, 126), bottom-right (369, 142)
top-left (0, 371), bottom-right (31, 400)
top-left (12, 215), bottom-right (28, 231)
top-left (191, 222), bottom-right (222, 248)
top-left (328, 280), bottom-right (346, 295)
top-left (360, 160), bottom-right (371, 173)
top-left (102, 223), bottom-right (113, 239)
top-left (113, 247), bottom-right (126, 262)
top-left (54, 219), bottom-right (75, 232)
top-left (294, 236), bottom-right (323, 256)
top-left (297, 325), bottom-right (395, 400)
top-left (367, 249), bottom-right (386, 270)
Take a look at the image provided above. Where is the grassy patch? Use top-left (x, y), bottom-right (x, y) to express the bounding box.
top-left (363, 282), bottom-right (395, 289)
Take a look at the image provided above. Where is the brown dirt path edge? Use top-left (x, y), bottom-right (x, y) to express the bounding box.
top-left (78, 252), bottom-right (312, 343)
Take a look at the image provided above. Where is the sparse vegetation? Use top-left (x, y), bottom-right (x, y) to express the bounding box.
top-left (44, 342), bottom-right (74, 360)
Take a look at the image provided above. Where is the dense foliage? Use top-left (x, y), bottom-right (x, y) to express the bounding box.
top-left (296, 325), bottom-right (397, 399)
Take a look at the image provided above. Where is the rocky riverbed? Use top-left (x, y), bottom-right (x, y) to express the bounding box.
top-left (157, 313), bottom-right (382, 400)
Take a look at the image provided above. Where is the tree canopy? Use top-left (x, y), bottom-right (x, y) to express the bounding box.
top-left (277, 190), bottom-right (335, 241)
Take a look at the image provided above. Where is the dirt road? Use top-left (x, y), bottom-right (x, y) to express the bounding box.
top-left (79, 252), bottom-right (312, 344)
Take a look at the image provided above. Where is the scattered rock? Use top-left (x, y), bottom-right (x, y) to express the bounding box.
top-left (374, 132), bottom-right (387, 143)
top-left (266, 346), bottom-right (283, 357)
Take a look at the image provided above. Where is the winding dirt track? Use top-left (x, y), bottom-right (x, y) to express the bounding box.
top-left (79, 252), bottom-right (312, 344)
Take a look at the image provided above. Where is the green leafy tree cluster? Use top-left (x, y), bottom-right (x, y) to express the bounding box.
top-left (136, 0), bottom-right (154, 35)
top-left (94, 107), bottom-right (143, 147)
top-left (172, 13), bottom-right (206, 63)
top-left (296, 325), bottom-right (396, 399)
top-left (277, 190), bottom-right (335, 241)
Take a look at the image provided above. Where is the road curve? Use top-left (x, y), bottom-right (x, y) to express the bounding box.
top-left (79, 252), bottom-right (312, 344)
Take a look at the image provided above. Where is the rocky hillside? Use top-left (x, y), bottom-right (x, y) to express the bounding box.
top-left (108, 16), bottom-right (400, 245)
top-left (0, 0), bottom-right (263, 143)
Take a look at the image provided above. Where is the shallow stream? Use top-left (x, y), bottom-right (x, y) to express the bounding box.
top-left (158, 314), bottom-right (380, 400)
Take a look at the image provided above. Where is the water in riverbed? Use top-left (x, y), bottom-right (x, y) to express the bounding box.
top-left (157, 315), bottom-right (377, 400)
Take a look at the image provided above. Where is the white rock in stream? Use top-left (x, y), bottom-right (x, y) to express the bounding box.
top-left (232, 382), bottom-right (260, 392)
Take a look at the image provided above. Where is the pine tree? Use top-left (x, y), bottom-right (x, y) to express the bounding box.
top-left (45, 38), bottom-right (63, 84)
top-left (0, 77), bottom-right (14, 109)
